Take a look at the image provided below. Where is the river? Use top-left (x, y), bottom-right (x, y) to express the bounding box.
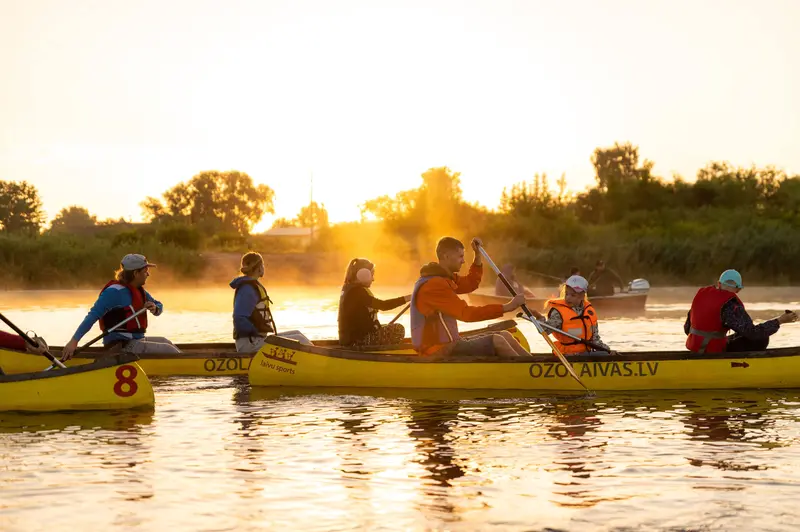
top-left (1, 286), bottom-right (800, 531)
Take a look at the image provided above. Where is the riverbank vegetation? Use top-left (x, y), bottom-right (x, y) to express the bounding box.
top-left (2, 143), bottom-right (799, 288)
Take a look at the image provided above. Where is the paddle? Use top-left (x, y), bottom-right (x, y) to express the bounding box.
top-left (389, 303), bottom-right (410, 325)
top-left (476, 244), bottom-right (590, 392)
top-left (529, 271), bottom-right (566, 283)
top-left (45, 307), bottom-right (152, 370)
top-left (0, 312), bottom-right (67, 369)
top-left (75, 307), bottom-right (149, 352)
top-left (515, 312), bottom-right (612, 353)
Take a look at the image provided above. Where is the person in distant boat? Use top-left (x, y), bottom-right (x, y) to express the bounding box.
top-left (61, 254), bottom-right (179, 360)
top-left (231, 252), bottom-right (276, 352)
top-left (494, 264), bottom-right (536, 298)
top-left (0, 330), bottom-right (48, 354)
top-left (529, 275), bottom-right (617, 355)
top-left (684, 269), bottom-right (797, 353)
top-left (338, 258), bottom-right (410, 346)
top-left (588, 260), bottom-right (625, 297)
top-left (411, 236), bottom-right (531, 358)
top-left (561, 267), bottom-right (581, 283)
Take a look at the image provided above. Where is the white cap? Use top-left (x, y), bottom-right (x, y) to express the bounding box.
top-left (121, 254), bottom-right (156, 271)
top-left (565, 275), bottom-right (589, 293)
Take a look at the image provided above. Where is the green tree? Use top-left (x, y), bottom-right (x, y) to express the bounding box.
top-left (0, 180), bottom-right (45, 233)
top-left (692, 162), bottom-right (784, 209)
top-left (591, 142), bottom-right (654, 192)
top-left (49, 206), bottom-right (97, 233)
top-left (142, 170), bottom-right (275, 235)
top-left (499, 173), bottom-right (564, 216)
top-left (576, 142), bottom-right (673, 222)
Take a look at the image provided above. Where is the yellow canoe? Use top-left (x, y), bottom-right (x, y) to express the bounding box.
top-left (0, 320), bottom-right (528, 377)
top-left (249, 335), bottom-right (800, 391)
top-left (0, 353), bottom-right (154, 412)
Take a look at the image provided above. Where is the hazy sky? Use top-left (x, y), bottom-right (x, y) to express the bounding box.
top-left (1, 0), bottom-right (798, 229)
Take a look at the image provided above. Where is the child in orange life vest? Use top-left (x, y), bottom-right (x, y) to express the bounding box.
top-left (529, 275), bottom-right (617, 355)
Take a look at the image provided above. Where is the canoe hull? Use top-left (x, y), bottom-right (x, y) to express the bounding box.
top-left (0, 353), bottom-right (154, 412)
top-left (469, 290), bottom-right (648, 316)
top-left (0, 320), bottom-right (528, 377)
top-left (249, 336), bottom-right (800, 391)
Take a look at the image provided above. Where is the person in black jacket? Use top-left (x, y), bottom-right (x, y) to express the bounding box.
top-left (337, 258), bottom-right (410, 346)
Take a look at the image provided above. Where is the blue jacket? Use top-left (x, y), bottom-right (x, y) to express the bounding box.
top-left (231, 276), bottom-right (261, 337)
top-left (72, 285), bottom-right (163, 345)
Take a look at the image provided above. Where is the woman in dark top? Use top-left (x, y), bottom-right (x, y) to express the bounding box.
top-left (337, 258), bottom-right (410, 346)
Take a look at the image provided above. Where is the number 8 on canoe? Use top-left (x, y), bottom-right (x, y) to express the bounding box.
top-left (113, 365), bottom-right (139, 397)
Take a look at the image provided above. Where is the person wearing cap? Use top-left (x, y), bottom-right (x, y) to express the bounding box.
top-left (411, 236), bottom-right (531, 358)
top-left (494, 264), bottom-right (536, 298)
top-left (588, 260), bottom-right (625, 297)
top-left (684, 269), bottom-right (798, 353)
top-left (529, 275), bottom-right (616, 355)
top-left (61, 254), bottom-right (179, 360)
top-left (563, 267), bottom-right (581, 282)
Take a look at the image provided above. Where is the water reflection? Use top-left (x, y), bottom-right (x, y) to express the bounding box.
top-left (0, 409), bottom-right (154, 435)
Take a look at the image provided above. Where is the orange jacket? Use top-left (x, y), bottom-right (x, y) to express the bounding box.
top-left (413, 262), bottom-right (504, 354)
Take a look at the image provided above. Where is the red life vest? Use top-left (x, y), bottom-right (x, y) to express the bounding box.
top-left (98, 280), bottom-right (148, 334)
top-left (685, 286), bottom-right (740, 353)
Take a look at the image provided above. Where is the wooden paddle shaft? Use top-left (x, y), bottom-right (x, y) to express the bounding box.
top-left (516, 312), bottom-right (610, 352)
top-left (475, 246), bottom-right (540, 327)
top-left (389, 303), bottom-right (410, 325)
top-left (476, 244), bottom-right (590, 392)
top-left (78, 307), bottom-right (149, 352)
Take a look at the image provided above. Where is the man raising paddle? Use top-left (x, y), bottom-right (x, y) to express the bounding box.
top-left (411, 236), bottom-right (530, 358)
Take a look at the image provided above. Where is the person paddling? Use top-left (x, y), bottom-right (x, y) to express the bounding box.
top-left (685, 269), bottom-right (798, 353)
top-left (337, 258), bottom-right (410, 346)
top-left (231, 252), bottom-right (277, 352)
top-left (588, 260), bottom-right (625, 297)
top-left (529, 275), bottom-right (616, 355)
top-left (61, 254), bottom-right (179, 360)
top-left (411, 236), bottom-right (531, 358)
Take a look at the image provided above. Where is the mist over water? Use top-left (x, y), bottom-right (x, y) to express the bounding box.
top-left (2, 286), bottom-right (800, 530)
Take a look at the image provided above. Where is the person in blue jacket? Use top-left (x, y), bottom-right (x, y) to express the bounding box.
top-left (231, 252), bottom-right (276, 352)
top-left (61, 254), bottom-right (179, 360)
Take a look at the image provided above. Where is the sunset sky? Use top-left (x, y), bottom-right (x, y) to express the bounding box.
top-left (1, 0), bottom-right (798, 231)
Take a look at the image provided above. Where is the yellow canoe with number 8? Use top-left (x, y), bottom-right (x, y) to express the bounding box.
top-left (0, 353), bottom-right (154, 412)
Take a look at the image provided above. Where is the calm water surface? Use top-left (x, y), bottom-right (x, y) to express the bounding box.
top-left (2, 286), bottom-right (800, 531)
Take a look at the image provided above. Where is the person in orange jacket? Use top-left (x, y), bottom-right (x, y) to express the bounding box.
top-left (410, 236), bottom-right (531, 357)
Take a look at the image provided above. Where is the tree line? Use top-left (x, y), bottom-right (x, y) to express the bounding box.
top-left (3, 142), bottom-right (800, 284)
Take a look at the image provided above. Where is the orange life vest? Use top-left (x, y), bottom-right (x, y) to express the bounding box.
top-left (545, 298), bottom-right (597, 354)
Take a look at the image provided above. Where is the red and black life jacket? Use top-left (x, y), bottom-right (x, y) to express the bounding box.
top-left (686, 286), bottom-right (740, 353)
top-left (98, 280), bottom-right (148, 334)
